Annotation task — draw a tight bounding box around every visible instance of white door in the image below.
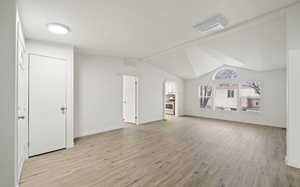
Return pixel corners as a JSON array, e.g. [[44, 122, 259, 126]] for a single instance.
[[123, 76, 137, 124], [17, 38, 28, 177], [29, 55, 67, 156]]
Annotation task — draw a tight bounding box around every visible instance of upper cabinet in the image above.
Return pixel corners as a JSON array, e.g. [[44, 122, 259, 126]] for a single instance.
[[165, 82, 176, 94]]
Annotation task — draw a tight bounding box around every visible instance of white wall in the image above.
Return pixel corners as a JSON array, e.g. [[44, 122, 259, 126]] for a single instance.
[[0, 0, 17, 186], [135, 62, 184, 124], [184, 67, 286, 128], [286, 3, 300, 169], [74, 54, 124, 137], [74, 54, 184, 137], [26, 40, 75, 148]]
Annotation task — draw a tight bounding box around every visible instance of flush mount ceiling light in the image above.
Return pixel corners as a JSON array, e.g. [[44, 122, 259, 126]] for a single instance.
[[47, 23, 70, 35]]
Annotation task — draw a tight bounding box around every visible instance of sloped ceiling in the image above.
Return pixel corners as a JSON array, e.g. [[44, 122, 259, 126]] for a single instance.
[[145, 10, 287, 79], [20, 0, 296, 58], [19, 0, 295, 79], [146, 50, 197, 79]]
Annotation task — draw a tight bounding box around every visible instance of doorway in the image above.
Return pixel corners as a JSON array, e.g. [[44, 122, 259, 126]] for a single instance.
[[164, 81, 177, 120], [122, 75, 138, 126], [28, 54, 67, 156]]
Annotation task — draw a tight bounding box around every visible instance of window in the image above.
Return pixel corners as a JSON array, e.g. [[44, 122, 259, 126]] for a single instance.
[[227, 90, 234, 98], [240, 81, 261, 112], [198, 68, 262, 113], [213, 68, 239, 80], [199, 85, 213, 109], [215, 83, 238, 111]]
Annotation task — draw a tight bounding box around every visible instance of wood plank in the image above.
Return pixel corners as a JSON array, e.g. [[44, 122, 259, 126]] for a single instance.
[[20, 117, 300, 187]]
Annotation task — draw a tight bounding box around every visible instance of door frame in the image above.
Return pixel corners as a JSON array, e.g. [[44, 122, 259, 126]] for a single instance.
[[122, 74, 139, 125], [163, 80, 178, 119], [26, 40, 74, 149]]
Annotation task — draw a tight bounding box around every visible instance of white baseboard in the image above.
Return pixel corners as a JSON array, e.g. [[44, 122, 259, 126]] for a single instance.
[[286, 156, 300, 169], [183, 115, 286, 129], [138, 119, 164, 125], [75, 126, 123, 139]]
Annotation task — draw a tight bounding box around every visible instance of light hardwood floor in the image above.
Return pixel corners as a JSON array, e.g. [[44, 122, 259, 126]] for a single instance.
[[20, 117, 300, 187]]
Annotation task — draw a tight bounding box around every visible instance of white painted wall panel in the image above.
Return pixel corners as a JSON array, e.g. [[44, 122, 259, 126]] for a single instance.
[[74, 54, 184, 137], [75, 55, 124, 137]]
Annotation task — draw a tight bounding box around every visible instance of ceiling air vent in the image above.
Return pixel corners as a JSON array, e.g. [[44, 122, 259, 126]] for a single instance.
[[193, 14, 228, 34]]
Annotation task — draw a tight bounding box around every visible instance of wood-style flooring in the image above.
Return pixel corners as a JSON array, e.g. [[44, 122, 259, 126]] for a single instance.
[[20, 117, 300, 187]]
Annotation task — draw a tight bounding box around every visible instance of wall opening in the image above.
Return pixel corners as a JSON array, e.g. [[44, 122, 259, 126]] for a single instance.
[[163, 81, 177, 120]]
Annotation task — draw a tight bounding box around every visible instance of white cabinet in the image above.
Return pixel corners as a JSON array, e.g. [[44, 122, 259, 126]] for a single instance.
[[165, 82, 176, 94]]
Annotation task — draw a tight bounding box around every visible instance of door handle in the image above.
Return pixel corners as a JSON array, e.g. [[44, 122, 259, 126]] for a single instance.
[[60, 107, 67, 114], [18, 116, 25, 120]]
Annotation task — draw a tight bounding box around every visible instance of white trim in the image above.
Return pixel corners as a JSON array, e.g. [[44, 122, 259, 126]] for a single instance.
[[26, 40, 74, 149], [135, 77, 139, 125], [139, 119, 164, 125], [74, 127, 123, 139], [286, 156, 300, 169]]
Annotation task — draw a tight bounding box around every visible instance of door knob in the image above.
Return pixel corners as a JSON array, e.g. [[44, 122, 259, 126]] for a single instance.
[[60, 107, 67, 114], [18, 116, 25, 120]]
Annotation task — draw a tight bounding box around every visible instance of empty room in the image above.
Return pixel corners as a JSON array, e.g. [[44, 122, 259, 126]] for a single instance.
[[1, 0, 300, 187]]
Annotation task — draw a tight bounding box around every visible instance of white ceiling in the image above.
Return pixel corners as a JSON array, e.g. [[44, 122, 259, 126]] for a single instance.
[[148, 10, 287, 78], [19, 0, 298, 78]]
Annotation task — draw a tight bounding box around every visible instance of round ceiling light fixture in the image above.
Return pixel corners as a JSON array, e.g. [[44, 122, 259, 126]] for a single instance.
[[47, 23, 70, 35]]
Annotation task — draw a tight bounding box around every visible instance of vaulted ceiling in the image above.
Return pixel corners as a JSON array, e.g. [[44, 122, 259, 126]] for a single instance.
[[19, 0, 298, 79], [146, 10, 287, 79]]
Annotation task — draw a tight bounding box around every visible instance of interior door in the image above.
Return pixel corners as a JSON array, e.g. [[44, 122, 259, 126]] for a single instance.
[[29, 55, 67, 156], [17, 37, 28, 177], [123, 75, 137, 124]]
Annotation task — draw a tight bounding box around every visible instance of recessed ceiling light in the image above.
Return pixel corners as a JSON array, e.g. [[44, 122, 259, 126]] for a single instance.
[[47, 23, 70, 35]]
